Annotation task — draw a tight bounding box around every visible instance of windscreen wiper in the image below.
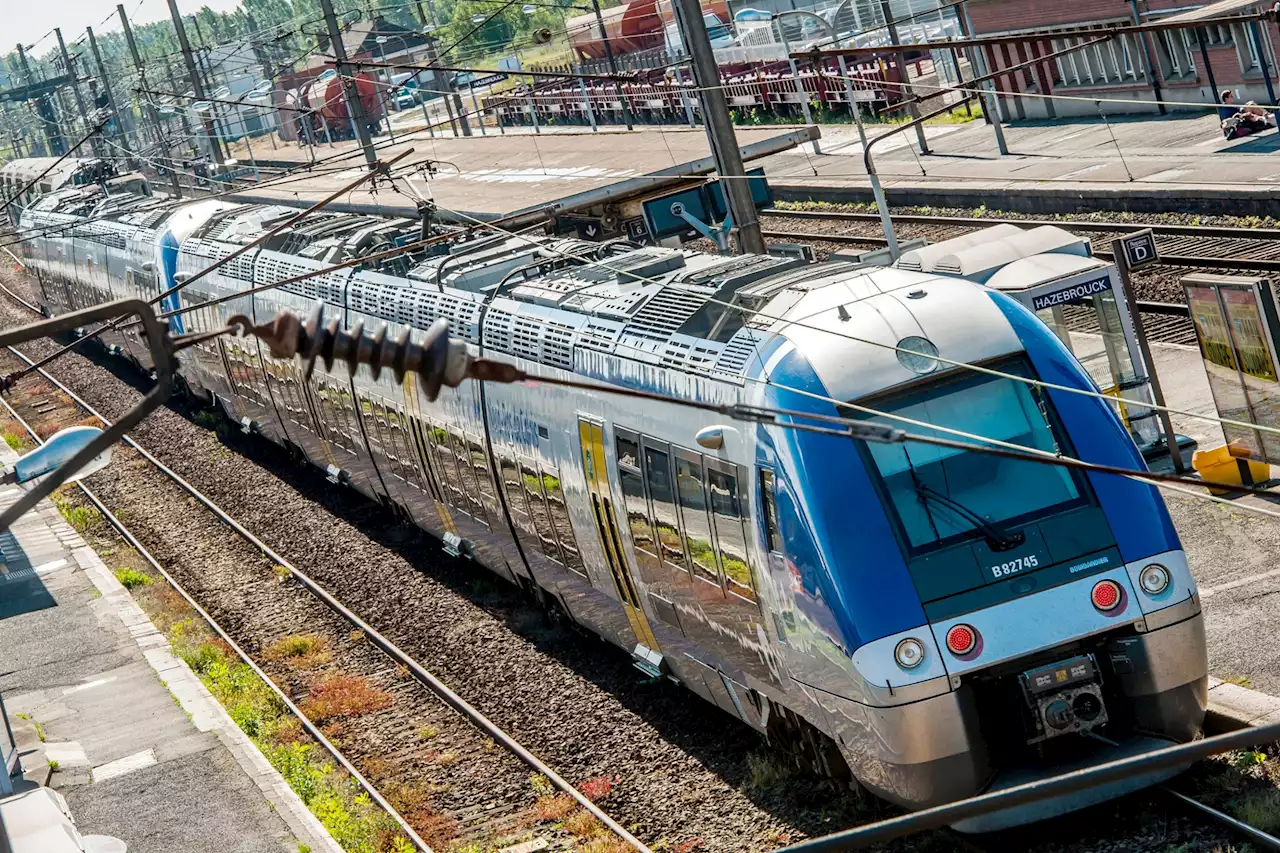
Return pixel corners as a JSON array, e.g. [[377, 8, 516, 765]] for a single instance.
[[914, 483, 1026, 552]]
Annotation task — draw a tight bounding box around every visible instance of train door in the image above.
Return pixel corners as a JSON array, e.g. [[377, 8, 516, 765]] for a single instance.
[[577, 417, 662, 670]]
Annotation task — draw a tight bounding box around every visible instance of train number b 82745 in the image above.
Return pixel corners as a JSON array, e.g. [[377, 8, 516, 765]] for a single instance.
[[989, 554, 1040, 579]]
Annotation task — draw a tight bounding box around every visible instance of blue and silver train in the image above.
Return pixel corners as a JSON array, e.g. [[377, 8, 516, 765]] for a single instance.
[[11, 175, 1206, 829]]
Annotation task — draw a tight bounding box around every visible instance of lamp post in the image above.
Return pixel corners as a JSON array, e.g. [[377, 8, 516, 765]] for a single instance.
[[375, 35, 396, 140]]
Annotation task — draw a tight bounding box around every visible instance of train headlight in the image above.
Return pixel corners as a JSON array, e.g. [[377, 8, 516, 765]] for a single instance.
[[1139, 563, 1171, 595], [894, 637, 925, 669], [895, 336, 939, 375]]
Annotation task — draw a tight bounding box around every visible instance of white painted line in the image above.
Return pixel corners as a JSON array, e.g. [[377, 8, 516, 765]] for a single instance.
[[62, 677, 117, 696], [33, 558, 67, 575], [1055, 163, 1108, 180], [91, 748, 157, 783], [1199, 565, 1280, 598], [44, 742, 88, 766], [1143, 168, 1194, 183]]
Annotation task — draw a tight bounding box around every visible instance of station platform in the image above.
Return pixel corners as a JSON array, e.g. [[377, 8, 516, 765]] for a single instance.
[[759, 110, 1280, 215], [222, 125, 818, 223], [1140, 338, 1280, 702], [0, 442, 339, 852]]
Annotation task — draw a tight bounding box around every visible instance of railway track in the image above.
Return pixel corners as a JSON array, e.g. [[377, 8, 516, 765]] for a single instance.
[[0, 335, 648, 853], [761, 209, 1280, 273], [0, 272, 1274, 850]]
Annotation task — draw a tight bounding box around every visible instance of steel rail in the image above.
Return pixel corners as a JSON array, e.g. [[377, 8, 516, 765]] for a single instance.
[[761, 208, 1280, 241], [0, 385, 433, 853], [1165, 788, 1280, 852], [760, 227, 1280, 275], [0, 333, 655, 853]]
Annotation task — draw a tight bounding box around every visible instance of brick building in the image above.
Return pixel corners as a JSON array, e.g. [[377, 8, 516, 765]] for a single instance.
[[965, 0, 1280, 117]]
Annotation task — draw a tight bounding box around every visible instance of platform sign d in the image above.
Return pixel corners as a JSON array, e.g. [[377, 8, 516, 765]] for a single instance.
[[1119, 229, 1158, 270]]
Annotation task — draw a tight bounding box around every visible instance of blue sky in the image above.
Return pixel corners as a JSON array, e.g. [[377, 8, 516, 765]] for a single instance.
[[13, 0, 247, 55]]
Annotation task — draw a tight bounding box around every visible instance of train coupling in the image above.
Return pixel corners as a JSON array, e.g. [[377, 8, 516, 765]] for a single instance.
[[1021, 654, 1109, 744]]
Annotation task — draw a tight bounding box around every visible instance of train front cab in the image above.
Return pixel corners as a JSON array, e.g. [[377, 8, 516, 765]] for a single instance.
[[751, 276, 1207, 827]]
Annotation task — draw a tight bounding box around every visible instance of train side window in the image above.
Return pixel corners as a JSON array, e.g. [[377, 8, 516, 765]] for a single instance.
[[499, 455, 536, 540], [675, 451, 721, 587], [643, 444, 688, 573], [541, 468, 585, 575], [760, 469, 782, 555], [709, 463, 757, 602], [429, 424, 466, 507], [522, 462, 562, 563], [451, 433, 488, 525], [616, 430, 658, 569]]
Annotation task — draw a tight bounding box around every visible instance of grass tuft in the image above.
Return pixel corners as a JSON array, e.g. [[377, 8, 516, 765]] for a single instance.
[[300, 673, 393, 723], [534, 793, 576, 823], [1232, 787, 1280, 833], [113, 567, 152, 589], [745, 750, 795, 794], [265, 634, 331, 669], [48, 759, 59, 772]]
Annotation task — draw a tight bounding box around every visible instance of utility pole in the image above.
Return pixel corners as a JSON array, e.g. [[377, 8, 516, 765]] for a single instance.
[[120, 3, 182, 196], [318, 0, 379, 167], [672, 0, 765, 255], [55, 28, 102, 157], [591, 0, 632, 130], [194, 40, 232, 162], [166, 0, 225, 164], [16, 44, 59, 155], [86, 26, 133, 157], [164, 56, 199, 164], [879, 1, 929, 155]]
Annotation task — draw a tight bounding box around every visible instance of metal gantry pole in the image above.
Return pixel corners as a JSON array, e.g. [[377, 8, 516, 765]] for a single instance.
[[317, 0, 378, 166], [166, 0, 225, 165], [879, 1, 930, 155], [16, 44, 60, 155], [672, 0, 766, 254], [55, 29, 100, 157], [86, 26, 133, 157], [959, 0, 1007, 154], [593, 0, 633, 130]]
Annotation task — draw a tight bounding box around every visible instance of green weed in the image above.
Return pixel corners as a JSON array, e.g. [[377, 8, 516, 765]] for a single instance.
[[113, 568, 152, 590], [2, 432, 30, 451], [48, 760, 59, 772]]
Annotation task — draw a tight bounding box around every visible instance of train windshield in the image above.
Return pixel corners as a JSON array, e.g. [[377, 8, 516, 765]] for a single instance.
[[855, 358, 1088, 555]]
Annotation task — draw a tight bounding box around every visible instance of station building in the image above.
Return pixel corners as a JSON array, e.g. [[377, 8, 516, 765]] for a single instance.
[[965, 0, 1280, 117]]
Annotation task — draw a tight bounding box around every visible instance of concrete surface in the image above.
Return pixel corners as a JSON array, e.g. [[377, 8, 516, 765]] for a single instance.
[[0, 450, 341, 853], [760, 111, 1280, 214], [222, 125, 816, 222], [225, 110, 1280, 220]]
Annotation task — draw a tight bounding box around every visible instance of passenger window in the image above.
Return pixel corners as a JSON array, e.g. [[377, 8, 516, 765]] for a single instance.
[[522, 462, 562, 563], [468, 435, 498, 507], [709, 465, 756, 602], [616, 432, 657, 566], [500, 456, 535, 539], [430, 425, 466, 507], [760, 469, 782, 555], [643, 445, 687, 573], [541, 469, 585, 575], [451, 433, 487, 524], [675, 453, 720, 587]]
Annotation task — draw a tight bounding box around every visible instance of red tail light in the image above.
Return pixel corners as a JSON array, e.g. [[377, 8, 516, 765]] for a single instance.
[[946, 623, 978, 656], [1091, 580, 1122, 612]]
